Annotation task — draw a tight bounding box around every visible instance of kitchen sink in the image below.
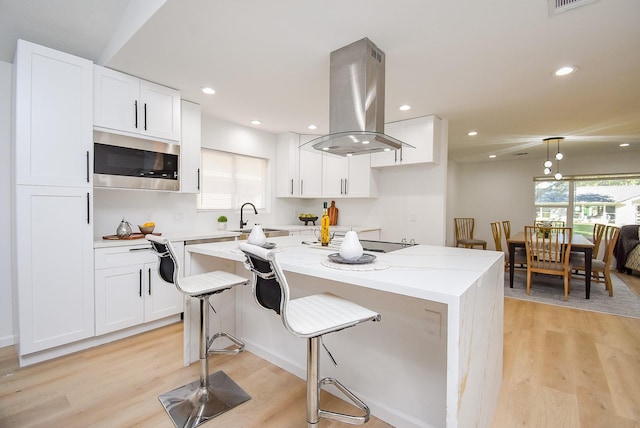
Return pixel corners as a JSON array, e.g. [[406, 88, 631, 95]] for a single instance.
[[230, 227, 289, 240]]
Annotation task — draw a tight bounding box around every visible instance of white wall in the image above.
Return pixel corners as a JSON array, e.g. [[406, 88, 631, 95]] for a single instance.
[[0, 60, 14, 347], [450, 150, 640, 249]]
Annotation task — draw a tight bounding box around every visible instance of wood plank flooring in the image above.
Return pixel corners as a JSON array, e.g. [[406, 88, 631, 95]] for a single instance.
[[1, 271, 639, 427]]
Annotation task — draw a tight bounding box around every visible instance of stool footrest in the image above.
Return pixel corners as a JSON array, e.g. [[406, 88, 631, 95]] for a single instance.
[[318, 377, 370, 425], [208, 331, 245, 355]]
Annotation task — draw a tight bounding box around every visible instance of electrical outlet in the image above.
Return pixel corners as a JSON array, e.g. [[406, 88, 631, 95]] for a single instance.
[[410, 213, 417, 222], [174, 212, 184, 222]]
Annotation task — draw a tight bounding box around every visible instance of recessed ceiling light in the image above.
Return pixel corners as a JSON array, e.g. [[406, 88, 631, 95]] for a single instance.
[[554, 66, 576, 76], [468, 131, 478, 136], [489, 154, 496, 158], [201, 87, 215, 95], [361, 140, 370, 145], [308, 124, 317, 130], [399, 104, 411, 111], [619, 143, 630, 147], [251, 120, 262, 125]]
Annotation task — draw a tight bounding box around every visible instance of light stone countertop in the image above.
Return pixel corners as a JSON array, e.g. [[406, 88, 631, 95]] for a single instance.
[[93, 224, 380, 249], [185, 235, 502, 303]]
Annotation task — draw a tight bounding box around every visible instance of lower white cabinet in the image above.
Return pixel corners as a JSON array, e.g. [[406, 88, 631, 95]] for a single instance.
[[94, 243, 184, 335], [15, 186, 95, 355]]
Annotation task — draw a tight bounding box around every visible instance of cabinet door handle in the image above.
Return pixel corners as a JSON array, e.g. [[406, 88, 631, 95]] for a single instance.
[[290, 179, 293, 195], [197, 168, 201, 190], [86, 193, 90, 224], [340, 178, 344, 195], [344, 178, 348, 195], [139, 269, 142, 297], [300, 179, 304, 195], [86, 151, 90, 183], [148, 268, 152, 295], [143, 103, 147, 130], [399, 147, 403, 162], [134, 100, 138, 128]]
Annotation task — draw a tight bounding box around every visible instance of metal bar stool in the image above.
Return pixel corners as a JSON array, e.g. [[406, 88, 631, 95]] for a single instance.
[[239, 242, 380, 427], [147, 235, 250, 428]]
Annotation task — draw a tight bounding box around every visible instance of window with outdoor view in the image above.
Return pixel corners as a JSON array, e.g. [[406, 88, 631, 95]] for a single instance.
[[197, 149, 267, 211], [534, 174, 640, 237]]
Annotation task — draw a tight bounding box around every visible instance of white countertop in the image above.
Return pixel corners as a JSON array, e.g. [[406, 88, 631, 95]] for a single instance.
[[93, 224, 380, 248], [185, 235, 502, 304]]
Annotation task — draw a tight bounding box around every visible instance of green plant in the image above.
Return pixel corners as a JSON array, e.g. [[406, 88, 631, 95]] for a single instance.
[[217, 215, 228, 223]]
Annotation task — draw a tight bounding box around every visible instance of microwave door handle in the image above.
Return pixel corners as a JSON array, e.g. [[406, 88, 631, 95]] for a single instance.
[[134, 100, 138, 129]]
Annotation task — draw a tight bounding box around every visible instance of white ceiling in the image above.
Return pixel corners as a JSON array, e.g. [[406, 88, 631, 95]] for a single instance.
[[2, 0, 639, 163]]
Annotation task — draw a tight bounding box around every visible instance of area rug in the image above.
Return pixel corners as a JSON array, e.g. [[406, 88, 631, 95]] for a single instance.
[[505, 271, 640, 319]]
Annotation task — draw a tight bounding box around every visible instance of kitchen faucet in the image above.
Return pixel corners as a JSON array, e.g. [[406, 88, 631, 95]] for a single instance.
[[240, 202, 258, 229]]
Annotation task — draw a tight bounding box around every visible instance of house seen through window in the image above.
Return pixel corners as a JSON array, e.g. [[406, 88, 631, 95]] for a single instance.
[[534, 174, 640, 237]]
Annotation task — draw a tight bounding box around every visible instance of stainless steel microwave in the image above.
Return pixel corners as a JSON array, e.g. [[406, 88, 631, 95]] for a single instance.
[[93, 131, 180, 191]]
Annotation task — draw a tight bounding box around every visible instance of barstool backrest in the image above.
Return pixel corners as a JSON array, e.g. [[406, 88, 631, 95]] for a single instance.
[[147, 235, 181, 289], [238, 243, 293, 331]]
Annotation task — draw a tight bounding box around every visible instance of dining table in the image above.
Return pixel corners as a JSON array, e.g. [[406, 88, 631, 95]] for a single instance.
[[508, 231, 595, 298]]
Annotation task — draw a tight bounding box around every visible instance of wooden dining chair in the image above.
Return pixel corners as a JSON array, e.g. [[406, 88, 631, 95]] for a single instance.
[[572, 225, 620, 296], [502, 220, 526, 268], [524, 225, 573, 301], [454, 218, 486, 249], [491, 222, 525, 270], [591, 223, 606, 260]]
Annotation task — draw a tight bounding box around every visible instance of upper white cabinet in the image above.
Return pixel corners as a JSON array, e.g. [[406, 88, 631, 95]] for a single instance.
[[275, 132, 300, 197], [276, 133, 322, 198], [299, 135, 323, 198], [371, 115, 441, 168], [322, 154, 378, 198], [13, 40, 93, 187], [93, 65, 181, 142], [180, 100, 201, 193]]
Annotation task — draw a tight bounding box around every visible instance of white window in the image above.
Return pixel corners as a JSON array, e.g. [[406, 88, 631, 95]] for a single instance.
[[197, 149, 267, 210], [534, 174, 640, 237]]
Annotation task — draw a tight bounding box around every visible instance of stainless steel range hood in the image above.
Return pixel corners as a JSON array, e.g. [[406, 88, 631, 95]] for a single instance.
[[301, 38, 413, 156]]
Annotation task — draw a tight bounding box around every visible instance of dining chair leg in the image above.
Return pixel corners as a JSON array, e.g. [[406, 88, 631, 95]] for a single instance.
[[526, 270, 532, 295]]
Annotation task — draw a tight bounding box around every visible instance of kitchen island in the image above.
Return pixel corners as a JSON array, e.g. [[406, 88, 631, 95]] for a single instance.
[[184, 236, 503, 428]]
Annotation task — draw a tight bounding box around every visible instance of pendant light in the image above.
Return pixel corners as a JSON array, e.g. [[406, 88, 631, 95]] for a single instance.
[[543, 140, 552, 175], [543, 137, 565, 179]]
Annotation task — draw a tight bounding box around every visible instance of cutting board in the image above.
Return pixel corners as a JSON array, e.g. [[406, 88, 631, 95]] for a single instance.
[[328, 200, 338, 225]]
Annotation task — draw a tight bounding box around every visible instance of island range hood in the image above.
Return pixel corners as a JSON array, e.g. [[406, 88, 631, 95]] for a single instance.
[[302, 38, 413, 156]]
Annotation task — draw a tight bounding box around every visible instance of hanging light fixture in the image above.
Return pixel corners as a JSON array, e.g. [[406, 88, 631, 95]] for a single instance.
[[543, 137, 565, 180], [543, 139, 552, 175]]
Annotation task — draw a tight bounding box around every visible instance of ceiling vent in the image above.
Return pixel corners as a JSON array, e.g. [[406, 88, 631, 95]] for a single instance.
[[548, 0, 598, 15]]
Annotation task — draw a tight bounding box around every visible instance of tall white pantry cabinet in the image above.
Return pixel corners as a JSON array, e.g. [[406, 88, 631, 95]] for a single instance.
[[12, 40, 95, 363]]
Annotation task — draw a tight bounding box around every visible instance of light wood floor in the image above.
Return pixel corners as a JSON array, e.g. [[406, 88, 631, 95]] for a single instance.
[[1, 272, 639, 428]]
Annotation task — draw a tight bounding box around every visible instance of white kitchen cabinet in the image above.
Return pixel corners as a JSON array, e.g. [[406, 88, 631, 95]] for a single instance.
[[15, 186, 95, 355], [275, 132, 300, 197], [94, 243, 184, 336], [322, 153, 378, 198], [180, 100, 201, 193], [12, 40, 95, 363], [13, 40, 93, 188], [298, 135, 323, 198], [371, 115, 441, 167], [93, 65, 181, 142]]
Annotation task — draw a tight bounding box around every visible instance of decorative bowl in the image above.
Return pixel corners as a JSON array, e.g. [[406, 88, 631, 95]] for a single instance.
[[138, 225, 155, 234], [299, 216, 318, 226]]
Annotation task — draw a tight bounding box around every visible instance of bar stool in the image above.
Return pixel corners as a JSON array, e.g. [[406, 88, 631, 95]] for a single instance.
[[239, 242, 380, 427], [147, 235, 250, 428]]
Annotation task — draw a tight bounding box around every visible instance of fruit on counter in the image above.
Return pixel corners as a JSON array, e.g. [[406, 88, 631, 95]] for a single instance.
[[299, 213, 318, 218], [143, 221, 155, 227]]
